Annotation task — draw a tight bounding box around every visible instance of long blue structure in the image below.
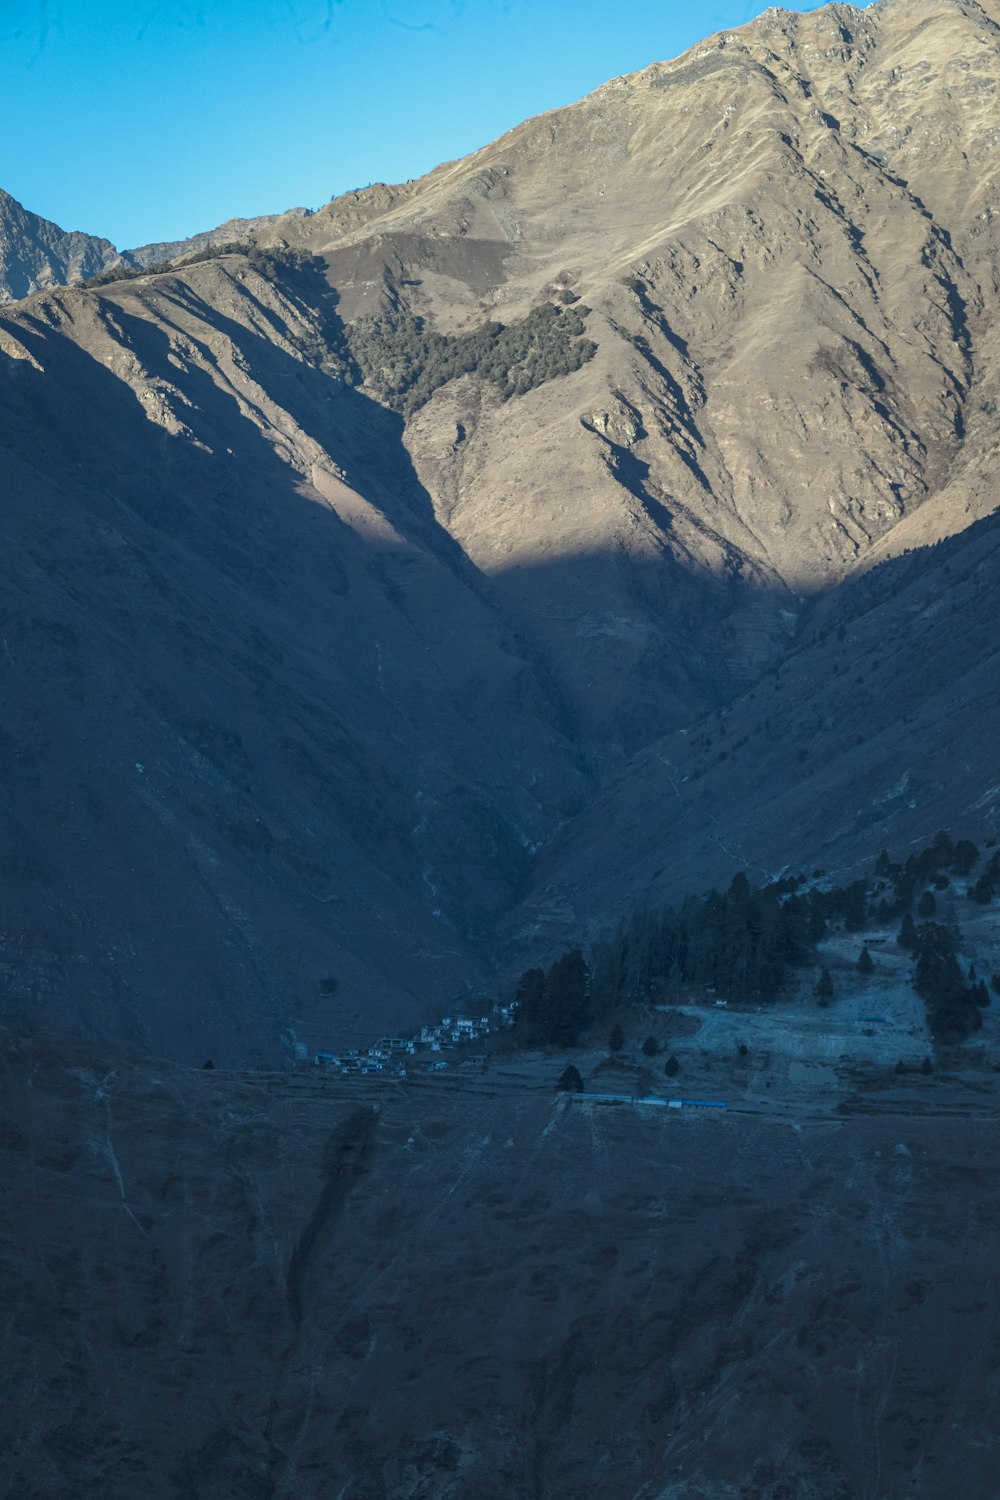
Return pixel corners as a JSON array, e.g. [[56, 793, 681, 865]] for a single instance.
[[581, 1092, 727, 1110]]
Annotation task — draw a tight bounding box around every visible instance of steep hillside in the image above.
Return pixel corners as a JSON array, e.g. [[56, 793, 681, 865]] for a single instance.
[[3, 0, 1000, 1060], [520, 507, 1000, 949], [0, 260, 587, 1061]]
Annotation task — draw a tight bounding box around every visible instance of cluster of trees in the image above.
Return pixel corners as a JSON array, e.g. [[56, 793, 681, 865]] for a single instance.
[[514, 949, 590, 1048], [512, 829, 998, 1052], [870, 832, 980, 920], [343, 301, 596, 414], [588, 871, 826, 1013], [877, 832, 1000, 1038], [83, 249, 598, 418], [909, 920, 990, 1042], [516, 873, 829, 1047]]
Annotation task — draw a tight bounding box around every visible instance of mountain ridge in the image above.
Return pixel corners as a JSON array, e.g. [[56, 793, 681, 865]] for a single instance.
[[2, 0, 1000, 1061], [0, 188, 308, 302]]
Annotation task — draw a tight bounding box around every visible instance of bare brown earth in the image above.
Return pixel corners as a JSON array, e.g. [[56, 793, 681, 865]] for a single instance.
[[5, 1020, 1000, 1500], [3, 0, 1000, 1062]]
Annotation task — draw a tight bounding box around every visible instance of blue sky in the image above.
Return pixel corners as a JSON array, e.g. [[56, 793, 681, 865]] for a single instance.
[[1, 0, 847, 249]]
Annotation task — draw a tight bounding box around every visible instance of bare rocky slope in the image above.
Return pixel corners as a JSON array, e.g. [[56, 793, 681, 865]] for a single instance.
[[3, 0, 1000, 1061]]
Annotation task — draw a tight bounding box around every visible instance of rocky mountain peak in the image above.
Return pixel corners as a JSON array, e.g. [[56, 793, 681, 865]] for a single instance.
[[0, 187, 124, 300]]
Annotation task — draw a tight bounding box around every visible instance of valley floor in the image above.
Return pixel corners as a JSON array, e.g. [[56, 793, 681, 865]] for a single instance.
[[6, 923, 1000, 1499]]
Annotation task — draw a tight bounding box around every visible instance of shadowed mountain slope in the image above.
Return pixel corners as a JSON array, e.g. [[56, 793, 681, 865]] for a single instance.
[[0, 262, 587, 1061], [3, 0, 1000, 1059], [521, 508, 1000, 953]]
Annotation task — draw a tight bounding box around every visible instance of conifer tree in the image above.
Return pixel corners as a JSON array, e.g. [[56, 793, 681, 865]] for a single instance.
[[557, 1064, 583, 1092]]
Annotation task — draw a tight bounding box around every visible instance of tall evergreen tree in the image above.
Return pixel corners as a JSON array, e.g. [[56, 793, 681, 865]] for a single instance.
[[514, 967, 548, 1044], [814, 967, 834, 1004], [842, 880, 868, 932], [546, 948, 590, 1046], [557, 1064, 584, 1092]]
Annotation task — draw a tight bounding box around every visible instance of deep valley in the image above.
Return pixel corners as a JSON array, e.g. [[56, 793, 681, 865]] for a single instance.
[[5, 0, 1000, 1492]]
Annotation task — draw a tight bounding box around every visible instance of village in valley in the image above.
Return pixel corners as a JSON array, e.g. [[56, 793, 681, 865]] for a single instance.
[[311, 1003, 519, 1078], [303, 887, 1000, 1126]]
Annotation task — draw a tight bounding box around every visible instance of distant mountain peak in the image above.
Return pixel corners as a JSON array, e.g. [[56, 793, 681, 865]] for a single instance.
[[0, 188, 123, 301]]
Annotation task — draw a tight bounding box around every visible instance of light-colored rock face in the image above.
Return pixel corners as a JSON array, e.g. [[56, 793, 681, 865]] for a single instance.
[[275, 0, 998, 591], [2, 0, 1000, 1059]]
